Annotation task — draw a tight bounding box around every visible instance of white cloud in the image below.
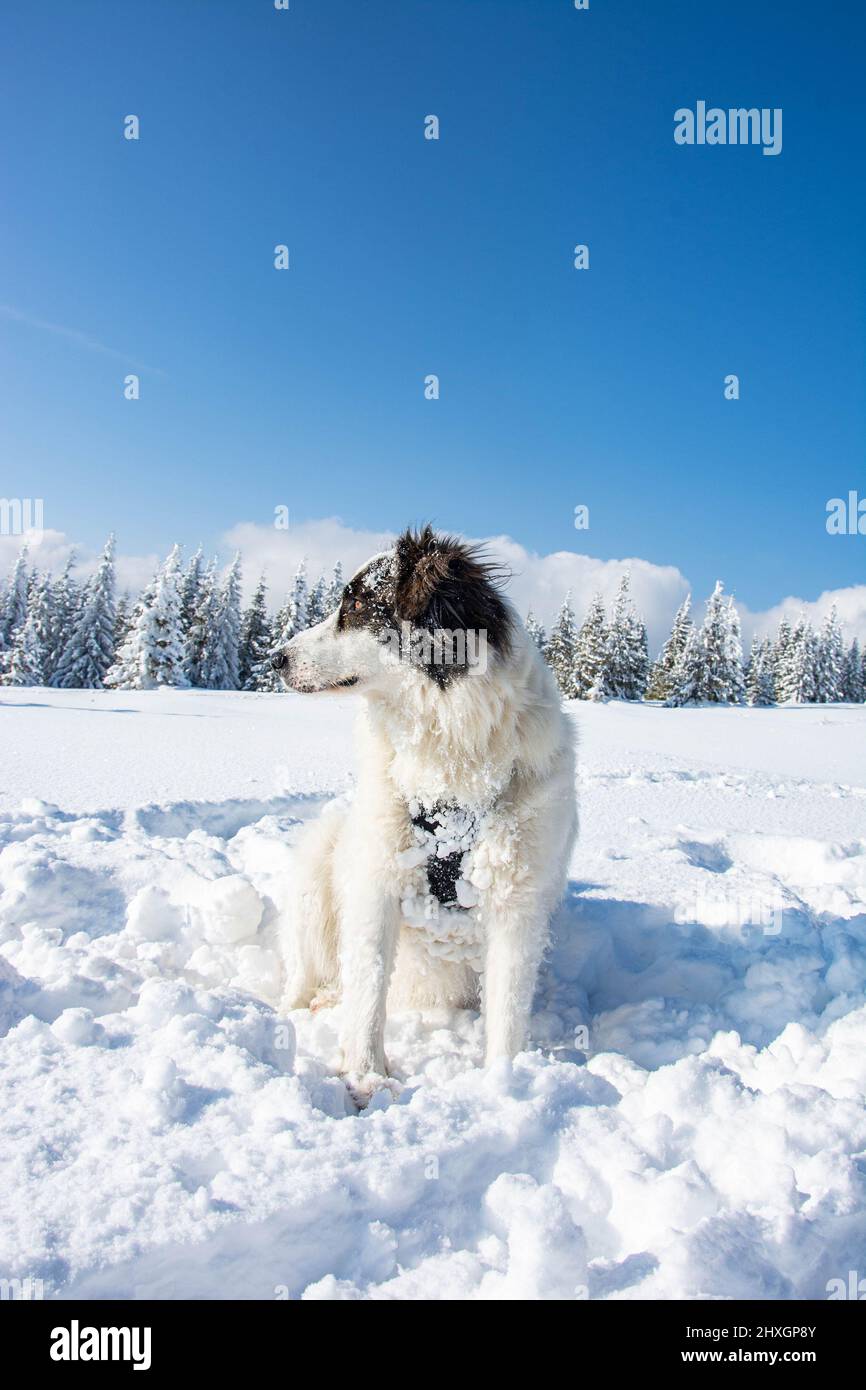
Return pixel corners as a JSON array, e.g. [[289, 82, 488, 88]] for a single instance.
[[479, 535, 689, 656], [737, 586, 866, 650], [0, 528, 158, 599], [223, 517, 394, 597]]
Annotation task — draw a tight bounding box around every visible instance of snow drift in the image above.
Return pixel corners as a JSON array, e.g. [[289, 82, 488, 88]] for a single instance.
[[0, 690, 865, 1300]]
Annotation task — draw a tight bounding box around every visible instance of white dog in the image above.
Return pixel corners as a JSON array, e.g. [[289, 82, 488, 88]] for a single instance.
[[274, 526, 577, 1104]]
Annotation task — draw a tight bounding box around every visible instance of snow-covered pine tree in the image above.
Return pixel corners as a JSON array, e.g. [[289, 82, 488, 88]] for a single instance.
[[239, 574, 272, 691], [595, 574, 648, 701], [666, 626, 705, 706], [524, 610, 547, 653], [721, 595, 746, 704], [258, 562, 313, 692], [288, 560, 308, 634], [0, 546, 29, 650], [745, 636, 775, 706], [572, 594, 607, 699], [699, 582, 743, 703], [3, 572, 52, 686], [645, 595, 692, 702], [545, 594, 578, 697], [325, 562, 344, 615], [180, 546, 205, 641], [184, 557, 218, 686], [198, 553, 242, 690], [842, 638, 864, 703], [105, 545, 188, 690], [813, 605, 845, 703], [779, 615, 818, 704], [667, 582, 744, 705], [44, 554, 81, 683], [51, 535, 117, 689], [5, 606, 45, 685], [770, 618, 794, 703], [257, 597, 294, 692], [305, 575, 327, 629], [114, 593, 133, 651]]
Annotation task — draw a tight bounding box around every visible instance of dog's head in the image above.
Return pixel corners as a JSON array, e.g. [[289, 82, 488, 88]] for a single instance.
[[273, 525, 513, 693]]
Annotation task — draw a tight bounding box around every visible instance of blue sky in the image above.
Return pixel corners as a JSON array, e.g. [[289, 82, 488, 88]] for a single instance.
[[1, 0, 864, 614]]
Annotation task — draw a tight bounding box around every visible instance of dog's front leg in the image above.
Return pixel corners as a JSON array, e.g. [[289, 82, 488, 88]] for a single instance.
[[482, 903, 549, 1065], [338, 878, 400, 1105]]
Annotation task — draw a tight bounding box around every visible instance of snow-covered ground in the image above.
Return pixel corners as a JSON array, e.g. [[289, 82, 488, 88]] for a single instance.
[[1, 688, 865, 1301]]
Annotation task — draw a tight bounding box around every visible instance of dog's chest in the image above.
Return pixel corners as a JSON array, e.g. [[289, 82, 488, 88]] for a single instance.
[[396, 799, 485, 967]]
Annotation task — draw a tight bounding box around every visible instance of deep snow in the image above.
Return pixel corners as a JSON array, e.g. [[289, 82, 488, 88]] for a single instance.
[[1, 688, 865, 1300]]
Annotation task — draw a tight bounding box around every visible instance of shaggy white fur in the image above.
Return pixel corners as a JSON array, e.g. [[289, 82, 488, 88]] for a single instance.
[[278, 557, 577, 1105]]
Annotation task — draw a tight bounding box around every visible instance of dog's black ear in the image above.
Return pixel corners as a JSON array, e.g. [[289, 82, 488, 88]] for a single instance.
[[394, 525, 513, 661], [395, 525, 451, 621]]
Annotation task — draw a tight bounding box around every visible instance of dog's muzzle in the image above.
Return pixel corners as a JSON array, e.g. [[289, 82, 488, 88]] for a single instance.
[[271, 652, 288, 672]]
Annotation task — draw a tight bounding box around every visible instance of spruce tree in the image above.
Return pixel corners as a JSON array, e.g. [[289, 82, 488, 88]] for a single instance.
[[106, 545, 188, 689], [45, 554, 81, 682], [814, 605, 845, 703], [52, 535, 117, 689], [5, 606, 46, 685], [180, 547, 205, 643], [572, 594, 607, 699], [114, 593, 133, 651], [667, 627, 705, 706], [239, 574, 272, 690], [198, 553, 242, 690], [4, 573, 52, 686], [325, 562, 344, 615], [288, 560, 308, 634], [545, 594, 578, 698], [305, 575, 327, 629], [596, 574, 648, 701], [646, 595, 692, 702], [842, 639, 864, 703], [668, 582, 743, 705], [700, 582, 743, 703], [745, 636, 775, 706], [722, 596, 746, 704], [0, 546, 29, 650], [524, 610, 547, 653], [770, 619, 793, 703], [184, 557, 218, 686], [779, 615, 818, 703]]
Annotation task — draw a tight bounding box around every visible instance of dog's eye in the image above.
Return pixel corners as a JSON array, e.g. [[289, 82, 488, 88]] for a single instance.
[[353, 598, 364, 612]]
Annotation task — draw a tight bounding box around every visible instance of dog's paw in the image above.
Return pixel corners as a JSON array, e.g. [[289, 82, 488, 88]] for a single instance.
[[343, 1070, 401, 1109]]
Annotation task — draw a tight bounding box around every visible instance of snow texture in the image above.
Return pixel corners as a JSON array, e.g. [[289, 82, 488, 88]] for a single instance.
[[0, 688, 865, 1301]]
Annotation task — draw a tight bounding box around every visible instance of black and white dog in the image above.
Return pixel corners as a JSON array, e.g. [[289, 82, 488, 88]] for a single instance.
[[274, 526, 577, 1104]]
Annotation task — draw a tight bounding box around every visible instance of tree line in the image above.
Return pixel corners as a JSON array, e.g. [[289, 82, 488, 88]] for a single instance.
[[0, 539, 341, 692], [0, 541, 863, 704], [530, 575, 865, 705]]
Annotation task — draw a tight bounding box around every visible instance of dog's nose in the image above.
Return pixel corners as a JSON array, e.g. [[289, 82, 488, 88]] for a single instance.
[[271, 651, 288, 672]]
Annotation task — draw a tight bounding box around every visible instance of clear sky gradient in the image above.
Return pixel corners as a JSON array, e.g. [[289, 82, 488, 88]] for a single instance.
[[1, 0, 864, 611]]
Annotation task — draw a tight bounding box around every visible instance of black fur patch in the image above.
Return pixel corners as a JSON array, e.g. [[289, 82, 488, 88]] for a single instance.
[[411, 802, 465, 905]]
